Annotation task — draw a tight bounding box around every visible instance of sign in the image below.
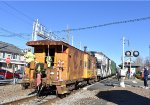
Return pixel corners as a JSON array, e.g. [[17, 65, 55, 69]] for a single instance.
[[120, 69, 127, 77], [6, 56, 11, 64]]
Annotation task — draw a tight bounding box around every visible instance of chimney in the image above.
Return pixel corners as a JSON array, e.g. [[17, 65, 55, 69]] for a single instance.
[[84, 46, 87, 52]]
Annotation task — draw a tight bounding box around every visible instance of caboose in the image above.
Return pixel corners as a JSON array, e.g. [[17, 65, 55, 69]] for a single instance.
[[22, 40, 97, 96]]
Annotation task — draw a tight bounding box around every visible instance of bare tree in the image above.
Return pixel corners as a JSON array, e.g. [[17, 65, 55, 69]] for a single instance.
[[144, 57, 150, 69], [135, 56, 144, 73]]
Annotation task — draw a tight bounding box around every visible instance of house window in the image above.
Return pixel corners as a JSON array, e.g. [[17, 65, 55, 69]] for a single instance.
[[3, 52, 5, 58], [18, 55, 20, 60], [11, 54, 17, 59]]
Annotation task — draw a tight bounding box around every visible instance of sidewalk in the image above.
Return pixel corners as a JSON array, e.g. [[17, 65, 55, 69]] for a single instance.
[[96, 86, 150, 105], [124, 78, 150, 89], [52, 78, 150, 105], [88, 78, 150, 105]]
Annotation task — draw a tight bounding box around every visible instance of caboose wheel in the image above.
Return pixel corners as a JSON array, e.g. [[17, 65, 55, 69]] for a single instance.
[[58, 94, 66, 99], [21, 83, 29, 90]]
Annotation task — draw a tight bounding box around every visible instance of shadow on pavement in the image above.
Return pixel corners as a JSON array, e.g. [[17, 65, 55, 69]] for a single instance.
[[96, 90, 150, 105]]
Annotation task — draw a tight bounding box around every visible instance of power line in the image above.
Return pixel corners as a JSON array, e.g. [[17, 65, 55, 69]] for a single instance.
[[0, 33, 30, 37], [0, 6, 32, 26], [0, 34, 15, 37], [52, 16, 150, 33], [0, 26, 29, 40], [2, 1, 34, 22]]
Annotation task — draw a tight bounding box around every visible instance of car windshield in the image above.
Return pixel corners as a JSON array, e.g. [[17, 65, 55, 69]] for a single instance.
[[0, 69, 12, 73], [15, 70, 24, 74], [0, 69, 6, 72]]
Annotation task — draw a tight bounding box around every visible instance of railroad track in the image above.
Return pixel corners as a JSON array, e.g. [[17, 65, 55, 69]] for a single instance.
[[3, 95, 37, 105], [2, 76, 115, 105], [2, 94, 59, 105], [2, 85, 90, 105]]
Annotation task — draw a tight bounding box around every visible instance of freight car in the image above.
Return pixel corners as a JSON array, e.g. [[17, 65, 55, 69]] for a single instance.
[[88, 51, 117, 81], [21, 40, 97, 96]]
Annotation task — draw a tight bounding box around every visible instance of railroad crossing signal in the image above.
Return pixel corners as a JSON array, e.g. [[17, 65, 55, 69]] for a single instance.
[[125, 50, 139, 57]]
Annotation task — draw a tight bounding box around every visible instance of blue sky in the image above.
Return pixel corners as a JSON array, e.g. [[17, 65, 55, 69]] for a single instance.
[[0, 1, 150, 65]]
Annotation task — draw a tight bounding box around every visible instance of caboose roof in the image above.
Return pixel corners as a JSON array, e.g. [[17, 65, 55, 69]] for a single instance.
[[26, 40, 95, 57], [26, 40, 69, 47]]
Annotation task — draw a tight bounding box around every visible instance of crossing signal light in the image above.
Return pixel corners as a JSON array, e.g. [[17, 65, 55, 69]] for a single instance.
[[125, 50, 139, 57], [125, 51, 131, 57], [133, 51, 139, 57]]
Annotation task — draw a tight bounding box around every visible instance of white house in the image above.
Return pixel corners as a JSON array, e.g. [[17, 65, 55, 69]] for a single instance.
[[0, 41, 26, 72]]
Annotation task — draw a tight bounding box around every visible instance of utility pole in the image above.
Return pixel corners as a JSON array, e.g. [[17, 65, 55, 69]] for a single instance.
[[122, 37, 125, 70], [67, 25, 70, 44], [79, 42, 82, 50], [149, 44, 150, 61], [120, 36, 126, 87], [72, 35, 74, 46], [130, 57, 131, 78], [32, 19, 39, 41]]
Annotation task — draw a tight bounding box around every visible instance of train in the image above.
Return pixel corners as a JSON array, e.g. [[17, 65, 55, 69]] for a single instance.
[[21, 40, 116, 97], [88, 51, 117, 81]]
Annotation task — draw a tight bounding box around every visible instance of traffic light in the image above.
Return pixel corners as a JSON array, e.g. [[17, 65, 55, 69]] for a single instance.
[[125, 50, 139, 57]]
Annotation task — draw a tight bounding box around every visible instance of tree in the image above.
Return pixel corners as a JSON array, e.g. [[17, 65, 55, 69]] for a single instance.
[[135, 56, 144, 73], [144, 57, 150, 69]]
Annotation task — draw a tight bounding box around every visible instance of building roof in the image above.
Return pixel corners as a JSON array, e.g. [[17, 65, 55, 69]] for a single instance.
[[88, 51, 110, 59], [118, 58, 140, 68], [118, 62, 140, 68], [0, 41, 23, 54]]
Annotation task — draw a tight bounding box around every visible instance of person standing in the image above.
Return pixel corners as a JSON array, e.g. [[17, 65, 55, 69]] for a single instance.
[[143, 66, 149, 89]]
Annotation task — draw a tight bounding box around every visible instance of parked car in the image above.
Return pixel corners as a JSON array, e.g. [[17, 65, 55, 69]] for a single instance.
[[0, 75, 5, 80], [0, 69, 20, 79], [15, 69, 24, 79], [148, 70, 150, 80]]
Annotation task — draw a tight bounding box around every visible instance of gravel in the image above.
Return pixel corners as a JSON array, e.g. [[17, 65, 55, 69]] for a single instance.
[[0, 84, 33, 104], [1, 80, 150, 105]]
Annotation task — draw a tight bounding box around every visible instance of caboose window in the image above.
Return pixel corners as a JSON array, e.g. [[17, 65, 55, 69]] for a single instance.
[[80, 60, 82, 67], [84, 61, 86, 68], [88, 60, 91, 69]]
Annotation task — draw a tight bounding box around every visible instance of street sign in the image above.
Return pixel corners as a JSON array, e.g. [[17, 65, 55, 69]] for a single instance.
[[6, 56, 11, 64]]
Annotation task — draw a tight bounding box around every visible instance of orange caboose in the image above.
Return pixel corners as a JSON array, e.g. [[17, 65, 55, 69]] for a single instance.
[[22, 40, 96, 96]]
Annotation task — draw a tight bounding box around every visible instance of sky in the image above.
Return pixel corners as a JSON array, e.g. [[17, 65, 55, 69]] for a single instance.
[[0, 1, 150, 66]]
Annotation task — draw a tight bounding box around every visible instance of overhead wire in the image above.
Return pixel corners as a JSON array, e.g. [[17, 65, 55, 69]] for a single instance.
[[1, 1, 34, 22], [0, 2, 33, 40], [0, 6, 32, 26], [0, 1, 34, 27], [52, 16, 150, 33], [0, 26, 29, 40]]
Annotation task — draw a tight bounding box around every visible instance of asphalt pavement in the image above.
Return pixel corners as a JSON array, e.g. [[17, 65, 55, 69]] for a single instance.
[[86, 77, 150, 105]]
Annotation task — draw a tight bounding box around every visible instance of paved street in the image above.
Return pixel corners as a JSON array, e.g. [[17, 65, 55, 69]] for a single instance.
[[88, 77, 150, 91], [86, 77, 150, 105]]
